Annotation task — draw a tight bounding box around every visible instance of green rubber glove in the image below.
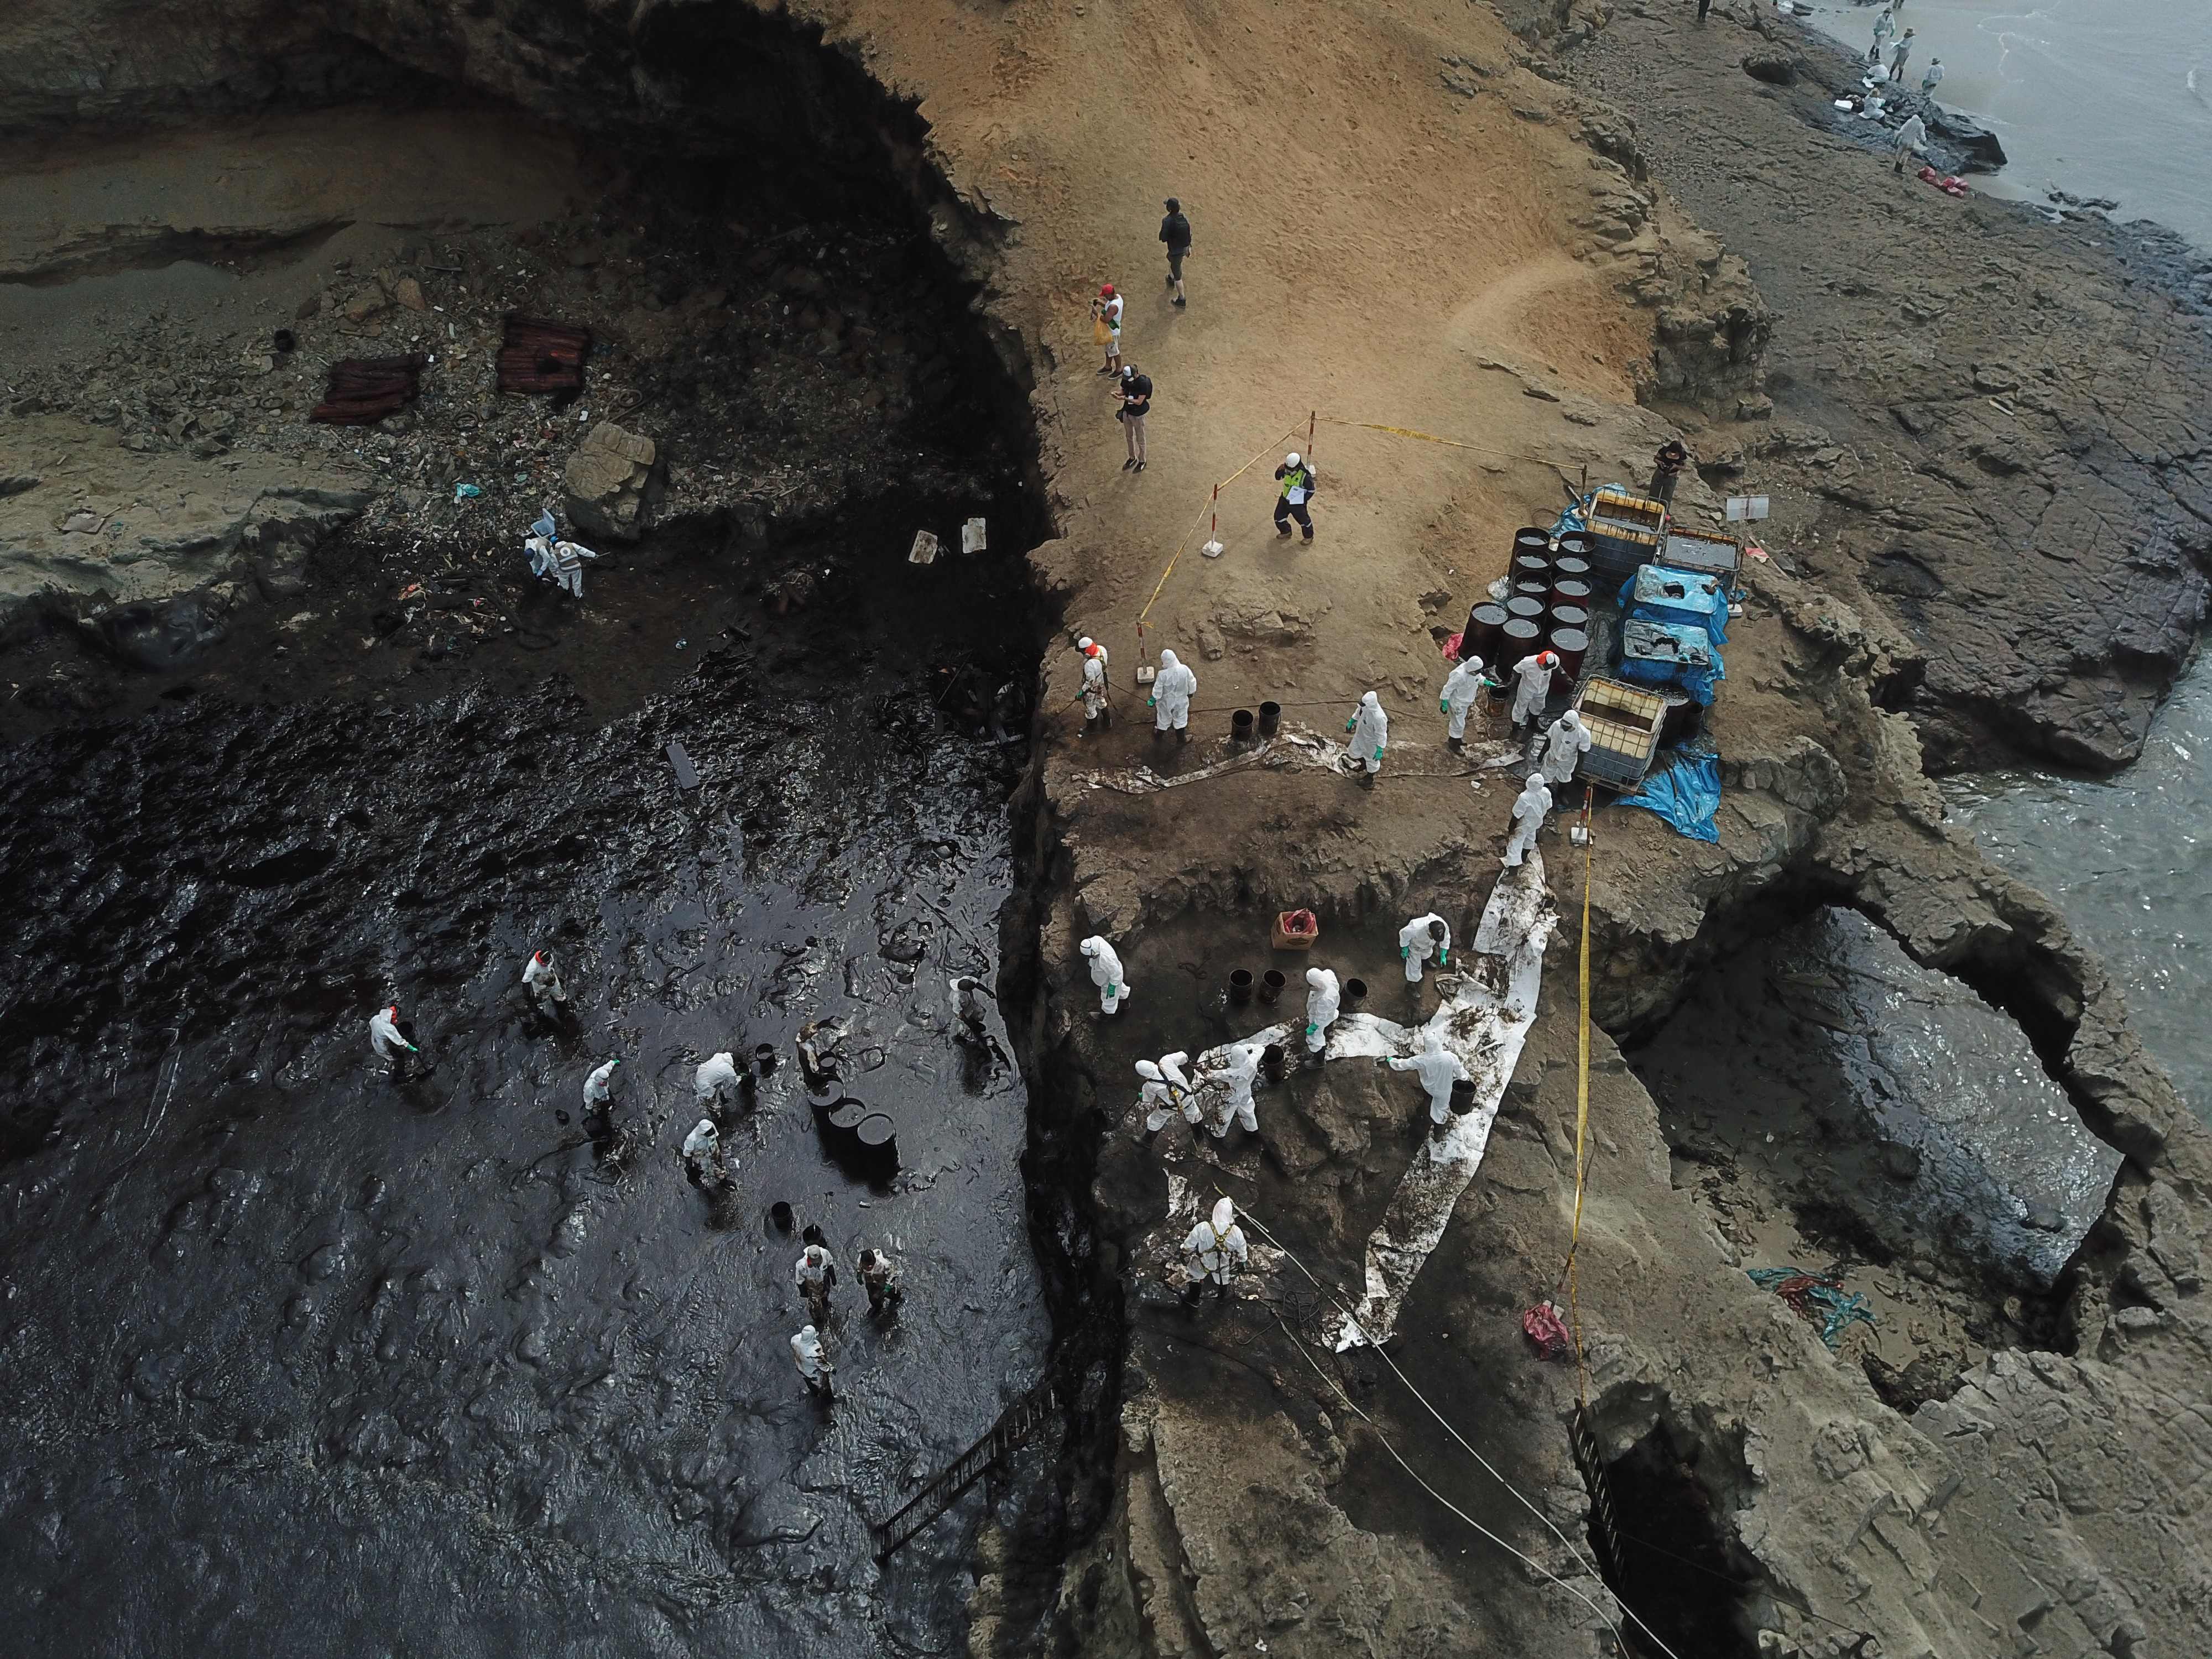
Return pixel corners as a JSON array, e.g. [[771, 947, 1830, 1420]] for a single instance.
[[1439, 700, 1450, 714], [1147, 696, 1156, 707], [1306, 1023, 1318, 1037], [1345, 719, 1357, 732], [1400, 946, 1410, 959], [1374, 746, 1385, 760], [1438, 948, 1449, 966]]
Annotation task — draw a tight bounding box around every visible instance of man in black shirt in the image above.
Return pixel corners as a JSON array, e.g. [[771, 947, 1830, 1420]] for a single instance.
[[1159, 198, 1191, 309], [1118, 364, 1152, 471], [1650, 437, 1689, 505]]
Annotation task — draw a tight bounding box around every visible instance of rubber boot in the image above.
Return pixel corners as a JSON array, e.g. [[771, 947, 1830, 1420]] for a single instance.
[[1177, 728, 1189, 745], [1359, 769, 1377, 789]]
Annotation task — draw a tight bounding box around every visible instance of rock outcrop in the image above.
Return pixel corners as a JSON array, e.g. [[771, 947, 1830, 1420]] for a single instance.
[[561, 420, 662, 543]]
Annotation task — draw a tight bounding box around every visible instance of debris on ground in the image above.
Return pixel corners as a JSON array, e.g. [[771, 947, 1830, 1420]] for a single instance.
[[498, 314, 592, 397], [309, 354, 427, 424], [1747, 1265, 1876, 1350]]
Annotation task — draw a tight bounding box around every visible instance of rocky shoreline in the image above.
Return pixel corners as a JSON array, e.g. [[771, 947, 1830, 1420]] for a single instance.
[[3, 2, 2210, 1657]]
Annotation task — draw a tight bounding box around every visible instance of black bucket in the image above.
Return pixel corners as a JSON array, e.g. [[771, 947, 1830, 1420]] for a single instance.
[[754, 1043, 778, 1074], [823, 1099, 867, 1151], [1261, 1043, 1288, 1083], [1260, 969, 1286, 1005], [769, 1200, 795, 1232], [1232, 708, 1255, 744], [1229, 969, 1254, 1006], [855, 1113, 899, 1178], [1343, 977, 1368, 1009], [1449, 1078, 1478, 1115], [1257, 700, 1282, 737]]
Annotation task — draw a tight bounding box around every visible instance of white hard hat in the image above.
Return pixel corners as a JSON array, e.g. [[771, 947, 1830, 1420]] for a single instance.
[[1077, 636, 1094, 651], [1285, 451, 1301, 468]]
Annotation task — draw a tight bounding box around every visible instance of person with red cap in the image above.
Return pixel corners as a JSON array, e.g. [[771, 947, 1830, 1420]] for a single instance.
[[1509, 649, 1559, 731], [368, 1004, 418, 1076], [521, 948, 566, 1007], [1092, 283, 1124, 376]]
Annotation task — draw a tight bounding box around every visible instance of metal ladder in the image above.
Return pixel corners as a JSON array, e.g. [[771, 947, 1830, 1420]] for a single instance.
[[1568, 1403, 1626, 1586], [870, 1375, 1060, 1561]]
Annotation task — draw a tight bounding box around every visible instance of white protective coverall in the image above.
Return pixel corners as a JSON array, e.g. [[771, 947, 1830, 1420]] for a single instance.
[[1440, 659, 1485, 741], [1390, 1031, 1472, 1125], [368, 1006, 416, 1062], [1345, 692, 1389, 775], [790, 1325, 832, 1391], [1182, 1197, 1250, 1288], [523, 950, 566, 1003], [1081, 649, 1109, 727], [583, 1059, 620, 1110], [682, 1118, 720, 1161], [1399, 912, 1452, 983], [1509, 652, 1557, 728], [1080, 935, 1129, 1014], [1504, 776, 1553, 868], [695, 1051, 740, 1105], [1539, 711, 1593, 786], [1208, 1042, 1266, 1137], [1150, 649, 1197, 732], [1303, 967, 1342, 1056]]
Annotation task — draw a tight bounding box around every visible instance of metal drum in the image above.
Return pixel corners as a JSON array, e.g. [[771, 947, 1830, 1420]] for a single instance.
[[1551, 571, 1592, 607], [1505, 596, 1546, 627], [1513, 579, 1550, 605], [854, 1113, 899, 1178], [1463, 604, 1507, 664], [1548, 627, 1590, 688], [1513, 527, 1551, 559], [1549, 604, 1589, 638], [1500, 617, 1543, 664], [1512, 553, 1552, 586], [1553, 555, 1591, 585], [1555, 530, 1593, 561]]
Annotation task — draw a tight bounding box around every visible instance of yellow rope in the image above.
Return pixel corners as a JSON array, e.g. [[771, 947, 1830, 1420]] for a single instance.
[[1314, 416, 1535, 462], [1135, 427, 1300, 629]]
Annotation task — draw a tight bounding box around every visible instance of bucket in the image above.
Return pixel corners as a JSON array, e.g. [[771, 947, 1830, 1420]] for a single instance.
[[824, 1100, 867, 1149], [1501, 618, 1543, 664], [1229, 968, 1254, 1006], [1513, 526, 1551, 557], [1231, 708, 1255, 744], [1549, 605, 1588, 638], [855, 1114, 899, 1177], [1261, 1042, 1288, 1083], [1549, 628, 1590, 687], [754, 1043, 778, 1074], [1343, 977, 1368, 1009], [1448, 1078, 1478, 1116], [1512, 553, 1552, 585], [1464, 604, 1507, 665], [1260, 969, 1286, 1005], [1550, 573, 1592, 607], [769, 1200, 795, 1232], [1257, 700, 1282, 737]]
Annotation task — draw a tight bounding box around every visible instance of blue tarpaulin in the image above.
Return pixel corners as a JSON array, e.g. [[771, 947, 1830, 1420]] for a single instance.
[[1619, 753, 1722, 842], [1617, 618, 1725, 706], [1621, 565, 1729, 645]]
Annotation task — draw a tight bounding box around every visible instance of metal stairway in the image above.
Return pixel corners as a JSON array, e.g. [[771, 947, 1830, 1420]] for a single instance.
[[870, 1374, 1060, 1561]]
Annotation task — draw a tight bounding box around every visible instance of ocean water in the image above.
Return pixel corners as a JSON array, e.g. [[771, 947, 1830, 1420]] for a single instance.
[[1804, 0, 2212, 249], [1943, 654, 2212, 1122]]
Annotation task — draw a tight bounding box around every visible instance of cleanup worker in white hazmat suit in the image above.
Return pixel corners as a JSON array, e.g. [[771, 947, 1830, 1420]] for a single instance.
[[791, 1324, 833, 1398], [1303, 967, 1342, 1063], [1207, 1041, 1266, 1138], [369, 1005, 418, 1073], [1078, 637, 1111, 733], [1509, 650, 1558, 731], [1079, 935, 1129, 1014], [583, 1058, 620, 1112], [1344, 692, 1388, 784], [682, 1117, 733, 1186], [522, 949, 566, 1005], [1504, 774, 1553, 868], [1388, 1029, 1472, 1131], [1538, 709, 1593, 786], [1136, 1059, 1190, 1135], [1149, 649, 1198, 742], [1399, 913, 1452, 983], [1182, 1196, 1250, 1298], [695, 1050, 740, 1108], [1440, 657, 1485, 750], [794, 1243, 838, 1327]]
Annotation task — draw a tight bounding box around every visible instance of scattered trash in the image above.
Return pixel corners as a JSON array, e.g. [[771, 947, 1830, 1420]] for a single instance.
[[1271, 909, 1320, 951], [396, 583, 424, 602], [675, 638, 688, 650], [497, 315, 592, 397], [1520, 1300, 1573, 1361], [1724, 494, 1771, 522], [666, 739, 700, 790], [962, 517, 988, 555], [453, 483, 484, 503], [908, 529, 941, 566], [310, 354, 427, 425], [1747, 1266, 1875, 1350], [272, 328, 296, 354]]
